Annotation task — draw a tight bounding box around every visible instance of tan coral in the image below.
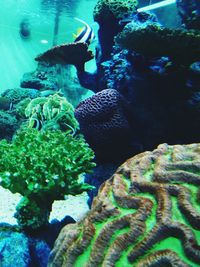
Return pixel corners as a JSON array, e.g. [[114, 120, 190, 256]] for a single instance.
[[35, 42, 94, 71], [48, 143, 200, 267]]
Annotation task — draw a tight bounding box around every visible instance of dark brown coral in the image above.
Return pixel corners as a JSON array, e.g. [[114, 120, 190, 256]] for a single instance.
[[48, 143, 200, 267], [35, 42, 94, 71]]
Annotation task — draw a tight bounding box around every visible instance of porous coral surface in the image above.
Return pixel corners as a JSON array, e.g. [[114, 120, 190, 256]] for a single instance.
[[116, 23, 200, 64], [35, 42, 94, 70], [48, 143, 200, 266], [75, 89, 132, 161], [93, 0, 138, 23]]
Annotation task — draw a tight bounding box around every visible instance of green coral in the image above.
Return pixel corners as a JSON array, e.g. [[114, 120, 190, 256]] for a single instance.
[[0, 128, 95, 230], [116, 23, 200, 64], [15, 98, 31, 119], [1, 88, 40, 104], [93, 0, 138, 23], [25, 93, 79, 133]]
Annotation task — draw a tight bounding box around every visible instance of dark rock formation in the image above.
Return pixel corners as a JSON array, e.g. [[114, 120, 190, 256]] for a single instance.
[[177, 0, 200, 29], [0, 216, 75, 267]]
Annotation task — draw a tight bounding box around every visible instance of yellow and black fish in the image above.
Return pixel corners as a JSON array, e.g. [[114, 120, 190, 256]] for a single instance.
[[73, 17, 95, 45]]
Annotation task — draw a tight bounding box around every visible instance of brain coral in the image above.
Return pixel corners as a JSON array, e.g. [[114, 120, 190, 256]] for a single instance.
[[75, 89, 132, 158], [48, 143, 200, 266], [93, 0, 138, 23]]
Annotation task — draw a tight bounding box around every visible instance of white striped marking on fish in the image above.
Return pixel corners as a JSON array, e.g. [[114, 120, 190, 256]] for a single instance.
[[73, 17, 95, 45]]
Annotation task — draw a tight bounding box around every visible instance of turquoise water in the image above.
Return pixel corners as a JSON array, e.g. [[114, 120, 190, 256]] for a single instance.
[[0, 0, 180, 93], [0, 0, 96, 92]]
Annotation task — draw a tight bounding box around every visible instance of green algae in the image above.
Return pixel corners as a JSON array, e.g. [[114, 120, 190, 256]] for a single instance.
[[143, 162, 155, 182]]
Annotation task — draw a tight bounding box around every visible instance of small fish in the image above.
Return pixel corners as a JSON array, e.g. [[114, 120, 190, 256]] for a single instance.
[[73, 17, 95, 45], [30, 118, 43, 130]]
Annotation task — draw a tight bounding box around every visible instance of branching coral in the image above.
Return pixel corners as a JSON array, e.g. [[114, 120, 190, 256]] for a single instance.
[[25, 94, 79, 133], [0, 128, 95, 230], [48, 143, 200, 266], [116, 22, 200, 64], [93, 0, 138, 23]]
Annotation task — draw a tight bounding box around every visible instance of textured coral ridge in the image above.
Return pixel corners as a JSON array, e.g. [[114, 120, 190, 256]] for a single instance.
[[116, 23, 200, 64], [75, 89, 131, 151], [48, 143, 200, 267], [93, 0, 138, 23], [35, 42, 94, 67]]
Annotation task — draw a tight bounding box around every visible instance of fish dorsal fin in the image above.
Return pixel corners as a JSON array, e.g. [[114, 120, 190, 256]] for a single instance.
[[73, 27, 85, 39], [74, 17, 89, 28], [77, 27, 84, 34]]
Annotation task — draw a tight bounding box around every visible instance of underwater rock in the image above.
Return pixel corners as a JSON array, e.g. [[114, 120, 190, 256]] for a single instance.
[[0, 216, 75, 267], [177, 0, 200, 29], [48, 142, 200, 266], [75, 89, 137, 162], [0, 230, 30, 266], [186, 61, 200, 90], [35, 42, 94, 72], [116, 21, 200, 65], [21, 72, 57, 91], [81, 43, 200, 159], [0, 110, 18, 140], [93, 0, 138, 61], [21, 62, 87, 106], [0, 97, 12, 111], [20, 62, 59, 92]]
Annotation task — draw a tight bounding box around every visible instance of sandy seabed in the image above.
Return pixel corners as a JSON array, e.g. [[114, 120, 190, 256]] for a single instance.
[[0, 186, 89, 225]]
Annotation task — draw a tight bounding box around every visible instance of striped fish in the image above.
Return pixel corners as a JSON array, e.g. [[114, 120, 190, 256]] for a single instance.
[[73, 17, 95, 45]]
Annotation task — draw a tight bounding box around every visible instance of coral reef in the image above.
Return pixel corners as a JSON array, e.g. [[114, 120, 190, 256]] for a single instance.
[[49, 143, 200, 266], [0, 128, 95, 230], [75, 89, 137, 161], [21, 62, 87, 107], [0, 97, 12, 110], [20, 62, 60, 91], [35, 42, 94, 72], [0, 88, 39, 139], [1, 88, 40, 105], [93, 0, 138, 61], [74, 11, 200, 163], [25, 94, 79, 132], [93, 0, 138, 23], [116, 21, 200, 65], [0, 110, 18, 140], [177, 0, 200, 29]]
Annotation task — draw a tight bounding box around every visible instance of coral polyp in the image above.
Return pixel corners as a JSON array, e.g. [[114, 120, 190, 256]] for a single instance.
[[49, 143, 200, 266]]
